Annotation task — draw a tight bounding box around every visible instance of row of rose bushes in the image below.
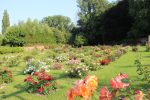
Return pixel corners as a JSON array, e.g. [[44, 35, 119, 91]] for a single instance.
[[22, 46, 129, 78], [67, 73, 149, 100], [0, 45, 128, 68]]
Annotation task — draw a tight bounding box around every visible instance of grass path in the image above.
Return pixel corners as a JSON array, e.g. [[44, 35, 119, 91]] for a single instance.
[[0, 47, 149, 100]]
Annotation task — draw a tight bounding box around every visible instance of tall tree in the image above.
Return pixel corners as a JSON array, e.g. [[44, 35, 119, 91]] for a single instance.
[[41, 15, 74, 32], [77, 0, 109, 32], [76, 0, 109, 44], [100, 0, 133, 42], [128, 0, 150, 38], [2, 10, 10, 35]]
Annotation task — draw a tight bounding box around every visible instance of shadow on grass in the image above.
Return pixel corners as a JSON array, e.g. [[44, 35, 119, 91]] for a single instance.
[[143, 55, 150, 58], [114, 65, 135, 68], [53, 72, 70, 80], [1, 83, 27, 100], [1, 89, 26, 100]]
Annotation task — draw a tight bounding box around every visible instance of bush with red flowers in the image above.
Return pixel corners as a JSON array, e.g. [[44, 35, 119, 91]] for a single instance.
[[0, 69, 13, 84], [100, 59, 111, 65], [24, 69, 56, 95]]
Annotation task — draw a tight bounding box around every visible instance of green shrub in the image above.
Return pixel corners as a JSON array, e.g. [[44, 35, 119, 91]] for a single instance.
[[6, 56, 20, 67], [0, 46, 24, 54], [3, 26, 25, 47], [135, 59, 150, 84], [74, 35, 87, 47], [0, 69, 13, 84]]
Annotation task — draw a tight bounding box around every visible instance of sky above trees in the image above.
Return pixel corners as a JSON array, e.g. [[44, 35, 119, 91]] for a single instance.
[[0, 0, 116, 32]]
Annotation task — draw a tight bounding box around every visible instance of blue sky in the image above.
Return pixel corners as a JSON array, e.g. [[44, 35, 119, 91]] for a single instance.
[[0, 0, 116, 32]]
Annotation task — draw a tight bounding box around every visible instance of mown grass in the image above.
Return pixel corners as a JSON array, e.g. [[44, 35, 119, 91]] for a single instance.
[[0, 46, 149, 100]]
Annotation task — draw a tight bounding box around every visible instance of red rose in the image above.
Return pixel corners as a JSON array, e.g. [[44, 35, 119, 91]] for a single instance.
[[34, 72, 39, 76], [24, 75, 33, 82], [32, 80, 37, 85], [46, 76, 53, 81], [45, 82, 50, 87], [38, 87, 43, 93], [100, 59, 110, 65]]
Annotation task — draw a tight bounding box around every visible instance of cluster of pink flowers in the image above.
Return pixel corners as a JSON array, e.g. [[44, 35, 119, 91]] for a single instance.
[[110, 73, 129, 89], [68, 59, 81, 65], [99, 73, 144, 100], [67, 76, 98, 100], [52, 63, 63, 70]]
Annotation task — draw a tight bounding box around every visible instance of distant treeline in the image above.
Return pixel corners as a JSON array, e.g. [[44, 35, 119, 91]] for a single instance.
[[1, 0, 150, 46], [73, 0, 150, 45]]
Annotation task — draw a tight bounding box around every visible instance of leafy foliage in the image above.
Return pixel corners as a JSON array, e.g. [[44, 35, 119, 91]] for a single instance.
[[2, 26, 25, 47], [42, 15, 74, 32], [135, 58, 150, 83], [0, 69, 13, 84], [74, 34, 87, 47]]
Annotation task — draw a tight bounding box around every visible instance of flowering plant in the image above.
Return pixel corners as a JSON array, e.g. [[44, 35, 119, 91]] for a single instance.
[[99, 73, 146, 100], [67, 73, 146, 100], [67, 76, 98, 100], [0, 69, 13, 84], [3, 55, 20, 67], [24, 69, 56, 95], [66, 66, 88, 78], [24, 59, 50, 74], [52, 63, 63, 70], [54, 55, 68, 62], [88, 63, 100, 71], [68, 59, 81, 65]]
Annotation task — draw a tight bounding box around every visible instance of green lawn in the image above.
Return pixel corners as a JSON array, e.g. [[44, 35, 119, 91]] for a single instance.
[[0, 46, 149, 100]]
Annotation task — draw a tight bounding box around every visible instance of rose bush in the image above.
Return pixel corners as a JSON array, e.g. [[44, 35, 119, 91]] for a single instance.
[[0, 69, 13, 84], [66, 65, 88, 78], [67, 76, 98, 100], [24, 69, 56, 95]]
